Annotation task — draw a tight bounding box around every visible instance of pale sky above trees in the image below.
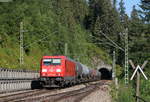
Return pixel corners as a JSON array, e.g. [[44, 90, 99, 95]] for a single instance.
[[117, 0, 141, 16]]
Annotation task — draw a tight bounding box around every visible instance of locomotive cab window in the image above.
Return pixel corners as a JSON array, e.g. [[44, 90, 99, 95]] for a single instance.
[[52, 59, 61, 65], [43, 58, 61, 65]]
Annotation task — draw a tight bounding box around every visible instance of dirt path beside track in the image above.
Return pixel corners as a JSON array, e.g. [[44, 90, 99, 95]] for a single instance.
[[81, 85, 112, 102]]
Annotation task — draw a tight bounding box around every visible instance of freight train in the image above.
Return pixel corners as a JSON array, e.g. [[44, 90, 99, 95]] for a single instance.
[[31, 56, 101, 89]]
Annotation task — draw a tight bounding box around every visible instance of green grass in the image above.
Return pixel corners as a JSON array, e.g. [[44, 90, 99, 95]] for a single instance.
[[111, 80, 135, 102], [0, 36, 112, 70]]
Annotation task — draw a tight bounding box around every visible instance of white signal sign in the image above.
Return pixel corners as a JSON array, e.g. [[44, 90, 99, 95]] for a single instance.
[[130, 65, 148, 80], [129, 60, 148, 80]]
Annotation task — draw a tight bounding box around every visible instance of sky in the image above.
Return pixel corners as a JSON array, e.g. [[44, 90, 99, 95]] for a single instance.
[[117, 0, 141, 16]]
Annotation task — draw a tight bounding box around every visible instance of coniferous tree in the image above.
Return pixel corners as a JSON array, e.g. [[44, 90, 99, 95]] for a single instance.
[[113, 0, 117, 9], [139, 0, 150, 23], [129, 3, 150, 99], [118, 0, 125, 22], [84, 0, 124, 67], [129, 5, 150, 64], [87, 0, 121, 42], [0, 0, 100, 68], [118, 0, 129, 28]]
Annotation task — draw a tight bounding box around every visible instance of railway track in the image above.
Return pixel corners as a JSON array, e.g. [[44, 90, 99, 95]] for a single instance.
[[0, 80, 111, 102], [0, 89, 55, 102], [42, 82, 103, 102], [0, 89, 39, 97]]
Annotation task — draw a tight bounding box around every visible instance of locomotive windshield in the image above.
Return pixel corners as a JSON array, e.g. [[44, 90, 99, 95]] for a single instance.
[[43, 58, 61, 65]]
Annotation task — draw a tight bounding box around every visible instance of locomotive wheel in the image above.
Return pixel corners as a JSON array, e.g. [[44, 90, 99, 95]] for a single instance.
[[59, 83, 65, 88], [31, 80, 43, 90], [72, 81, 75, 86], [69, 82, 72, 87]]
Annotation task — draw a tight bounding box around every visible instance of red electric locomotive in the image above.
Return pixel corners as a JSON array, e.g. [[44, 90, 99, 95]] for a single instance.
[[31, 55, 101, 89], [41, 56, 76, 78], [31, 56, 77, 88]]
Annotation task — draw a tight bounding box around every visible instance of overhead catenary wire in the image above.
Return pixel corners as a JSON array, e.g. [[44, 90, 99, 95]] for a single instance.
[[99, 31, 124, 52], [24, 31, 58, 48], [90, 33, 124, 51], [93, 20, 125, 52]]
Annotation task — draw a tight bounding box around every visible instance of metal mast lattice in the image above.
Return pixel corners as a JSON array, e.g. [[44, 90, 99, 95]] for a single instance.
[[125, 29, 129, 85], [20, 22, 24, 65]]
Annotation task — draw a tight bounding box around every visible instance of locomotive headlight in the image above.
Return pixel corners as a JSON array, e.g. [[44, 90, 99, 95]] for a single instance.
[[42, 69, 47, 72], [56, 69, 61, 72]]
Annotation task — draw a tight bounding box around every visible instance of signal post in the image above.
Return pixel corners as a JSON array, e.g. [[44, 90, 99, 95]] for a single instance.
[[129, 60, 148, 102]]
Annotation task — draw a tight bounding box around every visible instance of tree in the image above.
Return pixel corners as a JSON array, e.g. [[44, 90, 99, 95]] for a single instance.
[[118, 0, 129, 29], [113, 0, 117, 9], [128, 2, 150, 100], [118, 0, 125, 22], [0, 0, 99, 68], [128, 5, 149, 65], [87, 0, 121, 41], [139, 0, 150, 23]]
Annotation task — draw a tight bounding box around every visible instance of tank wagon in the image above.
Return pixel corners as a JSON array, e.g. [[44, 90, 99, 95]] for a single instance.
[[31, 56, 101, 89]]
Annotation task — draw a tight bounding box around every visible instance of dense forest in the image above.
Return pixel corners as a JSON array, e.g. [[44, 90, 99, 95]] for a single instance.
[[0, 0, 149, 101], [0, 0, 112, 69]]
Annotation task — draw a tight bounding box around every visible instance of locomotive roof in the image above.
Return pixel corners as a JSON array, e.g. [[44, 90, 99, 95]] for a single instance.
[[42, 55, 86, 66], [43, 55, 66, 59], [42, 56, 76, 62]]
